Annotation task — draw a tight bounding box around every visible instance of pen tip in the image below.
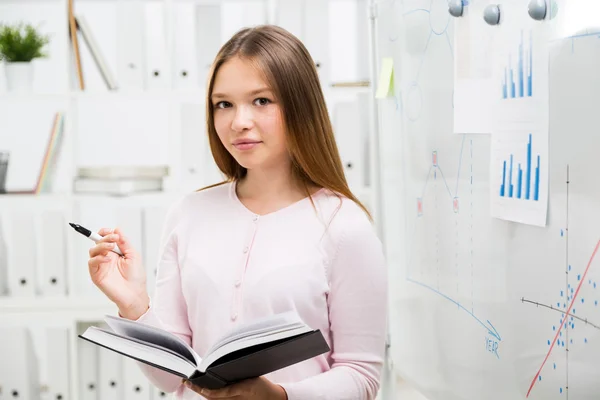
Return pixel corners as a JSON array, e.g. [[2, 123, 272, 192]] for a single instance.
[[69, 222, 77, 229]]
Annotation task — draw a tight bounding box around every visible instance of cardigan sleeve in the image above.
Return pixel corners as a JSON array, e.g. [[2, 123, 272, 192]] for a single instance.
[[280, 212, 389, 400]]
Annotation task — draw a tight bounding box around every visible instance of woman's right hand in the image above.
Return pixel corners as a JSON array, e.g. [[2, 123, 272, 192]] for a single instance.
[[87, 227, 150, 320]]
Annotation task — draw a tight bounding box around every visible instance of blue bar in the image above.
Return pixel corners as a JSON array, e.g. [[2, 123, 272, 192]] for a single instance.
[[517, 165, 523, 199], [509, 155, 514, 198], [519, 31, 524, 97], [510, 65, 515, 98], [534, 155, 540, 201], [528, 31, 533, 97], [503, 69, 508, 99], [501, 161, 506, 196], [526, 134, 532, 200]]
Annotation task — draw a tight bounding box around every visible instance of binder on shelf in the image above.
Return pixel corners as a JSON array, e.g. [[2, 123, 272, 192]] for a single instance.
[[78, 327, 100, 400], [0, 212, 8, 296], [152, 388, 170, 399], [0, 327, 39, 400], [275, 0, 304, 41], [144, 2, 168, 90], [115, 206, 144, 256], [195, 4, 222, 82], [44, 327, 72, 400], [303, 0, 329, 84], [76, 14, 119, 90], [38, 209, 68, 296], [116, 0, 146, 90], [123, 357, 151, 400], [173, 2, 199, 90], [142, 205, 169, 297], [357, 92, 372, 187], [332, 99, 365, 191], [6, 211, 37, 297], [98, 342, 124, 399], [180, 102, 205, 184]]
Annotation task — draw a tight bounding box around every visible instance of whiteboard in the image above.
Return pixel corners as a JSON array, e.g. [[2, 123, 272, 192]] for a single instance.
[[372, 0, 600, 399]]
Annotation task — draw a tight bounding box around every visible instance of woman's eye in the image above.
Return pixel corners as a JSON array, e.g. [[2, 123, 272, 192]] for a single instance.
[[215, 101, 232, 109], [254, 98, 271, 106]]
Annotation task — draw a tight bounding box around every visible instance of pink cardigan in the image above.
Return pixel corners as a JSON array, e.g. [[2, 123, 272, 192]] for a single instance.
[[135, 182, 388, 399]]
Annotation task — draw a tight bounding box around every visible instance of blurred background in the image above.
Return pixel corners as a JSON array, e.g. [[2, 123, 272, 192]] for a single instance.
[[0, 0, 419, 399]]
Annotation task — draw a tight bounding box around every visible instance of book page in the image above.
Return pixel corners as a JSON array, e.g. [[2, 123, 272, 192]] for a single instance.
[[205, 311, 304, 356], [104, 315, 200, 365]]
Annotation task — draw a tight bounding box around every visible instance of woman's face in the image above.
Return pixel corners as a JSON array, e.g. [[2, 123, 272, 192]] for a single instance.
[[211, 57, 289, 173]]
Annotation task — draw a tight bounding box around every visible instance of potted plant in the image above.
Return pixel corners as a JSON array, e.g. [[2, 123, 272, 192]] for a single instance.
[[0, 22, 50, 92]]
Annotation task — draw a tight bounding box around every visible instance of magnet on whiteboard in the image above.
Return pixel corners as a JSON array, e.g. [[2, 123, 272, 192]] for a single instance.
[[448, 0, 464, 17], [483, 4, 501, 25], [528, 0, 547, 20]]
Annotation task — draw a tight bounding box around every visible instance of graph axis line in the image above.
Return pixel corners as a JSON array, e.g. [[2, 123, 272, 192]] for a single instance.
[[521, 298, 600, 331], [526, 239, 600, 398]]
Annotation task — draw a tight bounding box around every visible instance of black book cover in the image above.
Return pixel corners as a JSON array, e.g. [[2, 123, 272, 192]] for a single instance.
[[79, 329, 330, 390], [189, 330, 330, 389]]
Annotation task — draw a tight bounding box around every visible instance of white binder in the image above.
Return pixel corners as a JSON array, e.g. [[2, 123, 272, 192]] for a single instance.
[[333, 100, 364, 191], [115, 205, 143, 255], [357, 92, 371, 187], [152, 387, 171, 400], [144, 2, 168, 90], [0, 212, 9, 296], [275, 0, 304, 41], [195, 4, 222, 83], [0, 327, 39, 400], [180, 102, 206, 188], [116, 0, 146, 91], [98, 346, 124, 400], [221, 1, 266, 42], [173, 2, 199, 91], [123, 357, 151, 400], [44, 327, 71, 400], [142, 205, 168, 298], [78, 333, 99, 400], [6, 210, 37, 297], [303, 0, 329, 84], [38, 209, 68, 296]]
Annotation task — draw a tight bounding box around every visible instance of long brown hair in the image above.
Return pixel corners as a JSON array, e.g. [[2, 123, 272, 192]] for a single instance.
[[201, 25, 371, 220]]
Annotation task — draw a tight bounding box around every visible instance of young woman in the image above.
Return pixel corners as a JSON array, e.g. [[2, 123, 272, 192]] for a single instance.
[[87, 25, 388, 400]]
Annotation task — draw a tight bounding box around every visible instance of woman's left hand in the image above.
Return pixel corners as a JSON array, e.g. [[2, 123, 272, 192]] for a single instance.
[[184, 377, 288, 399]]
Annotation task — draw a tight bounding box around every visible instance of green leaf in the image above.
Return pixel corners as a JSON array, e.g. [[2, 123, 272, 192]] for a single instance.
[[0, 22, 51, 62]]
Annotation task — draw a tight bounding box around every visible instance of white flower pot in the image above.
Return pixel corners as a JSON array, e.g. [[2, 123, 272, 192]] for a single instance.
[[5, 62, 34, 92]]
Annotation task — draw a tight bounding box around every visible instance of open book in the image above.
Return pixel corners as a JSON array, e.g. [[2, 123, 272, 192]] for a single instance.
[[79, 311, 330, 389]]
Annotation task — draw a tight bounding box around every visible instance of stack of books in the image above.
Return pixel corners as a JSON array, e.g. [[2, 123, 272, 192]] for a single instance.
[[73, 165, 168, 196]]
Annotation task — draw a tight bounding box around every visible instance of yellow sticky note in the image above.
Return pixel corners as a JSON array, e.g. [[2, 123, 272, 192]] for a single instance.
[[375, 57, 394, 99]]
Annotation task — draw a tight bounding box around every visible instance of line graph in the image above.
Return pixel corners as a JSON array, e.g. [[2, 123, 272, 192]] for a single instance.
[[406, 136, 502, 350]]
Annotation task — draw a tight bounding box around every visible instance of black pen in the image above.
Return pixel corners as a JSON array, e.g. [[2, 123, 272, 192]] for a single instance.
[[69, 222, 124, 256]]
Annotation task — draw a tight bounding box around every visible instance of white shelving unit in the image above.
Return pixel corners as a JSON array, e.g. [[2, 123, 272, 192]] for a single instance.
[[0, 0, 376, 399]]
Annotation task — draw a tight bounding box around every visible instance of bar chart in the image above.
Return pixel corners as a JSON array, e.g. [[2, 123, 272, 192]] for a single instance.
[[502, 30, 533, 100], [499, 134, 540, 201]]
